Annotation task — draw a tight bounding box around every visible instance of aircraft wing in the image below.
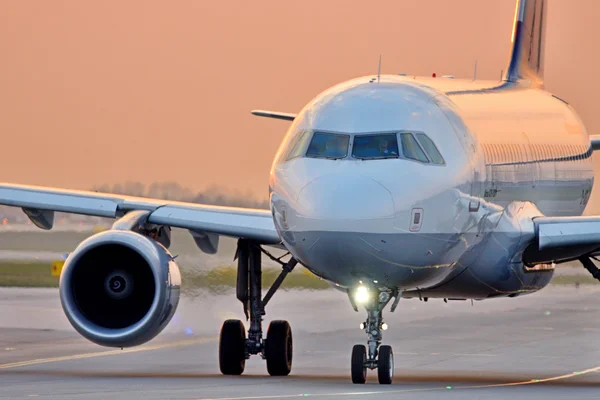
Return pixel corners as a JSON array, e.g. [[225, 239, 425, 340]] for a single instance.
[[524, 216, 600, 265], [590, 135, 600, 150], [0, 183, 280, 245], [535, 216, 600, 250], [251, 110, 296, 121]]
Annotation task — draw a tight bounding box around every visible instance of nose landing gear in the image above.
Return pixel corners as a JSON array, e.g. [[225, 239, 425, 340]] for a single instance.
[[350, 287, 399, 384]]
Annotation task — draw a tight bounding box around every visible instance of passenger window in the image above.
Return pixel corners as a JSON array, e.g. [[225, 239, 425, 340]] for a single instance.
[[352, 133, 399, 159], [415, 133, 444, 164], [306, 133, 350, 159], [400, 133, 429, 163]]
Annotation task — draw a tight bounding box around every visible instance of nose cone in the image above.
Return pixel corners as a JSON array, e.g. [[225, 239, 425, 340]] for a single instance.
[[296, 175, 394, 220], [283, 173, 452, 290]]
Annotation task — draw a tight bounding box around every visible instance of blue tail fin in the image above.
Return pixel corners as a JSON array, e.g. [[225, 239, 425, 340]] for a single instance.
[[504, 0, 547, 88]]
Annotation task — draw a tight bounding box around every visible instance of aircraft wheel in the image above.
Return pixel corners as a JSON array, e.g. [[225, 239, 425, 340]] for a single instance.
[[377, 345, 393, 384], [219, 319, 246, 375], [265, 320, 293, 376], [351, 344, 367, 384]]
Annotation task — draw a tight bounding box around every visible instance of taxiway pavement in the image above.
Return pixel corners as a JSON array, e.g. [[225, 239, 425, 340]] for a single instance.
[[1, 286, 600, 399]]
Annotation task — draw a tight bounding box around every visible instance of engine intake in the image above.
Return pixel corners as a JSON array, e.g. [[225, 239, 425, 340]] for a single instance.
[[59, 230, 181, 347]]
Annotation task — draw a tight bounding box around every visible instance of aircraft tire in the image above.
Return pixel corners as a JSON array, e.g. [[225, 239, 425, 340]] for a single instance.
[[351, 344, 367, 384], [265, 320, 293, 376], [219, 319, 246, 375], [377, 345, 393, 384]]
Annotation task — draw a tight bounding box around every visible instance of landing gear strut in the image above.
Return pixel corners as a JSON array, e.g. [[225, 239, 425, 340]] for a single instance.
[[219, 240, 297, 376], [350, 287, 399, 384]]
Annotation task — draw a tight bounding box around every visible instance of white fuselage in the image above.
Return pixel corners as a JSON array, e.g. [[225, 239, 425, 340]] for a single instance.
[[269, 75, 593, 299]]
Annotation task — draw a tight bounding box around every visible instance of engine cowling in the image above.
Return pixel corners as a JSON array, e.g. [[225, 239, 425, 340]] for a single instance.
[[59, 230, 181, 347]]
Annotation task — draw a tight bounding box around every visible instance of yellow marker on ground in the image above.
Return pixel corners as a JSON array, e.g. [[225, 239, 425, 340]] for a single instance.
[[51, 260, 65, 277], [92, 225, 107, 234]]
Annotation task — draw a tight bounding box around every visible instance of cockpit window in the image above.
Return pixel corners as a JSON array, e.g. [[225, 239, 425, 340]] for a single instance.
[[415, 133, 445, 164], [400, 133, 429, 163], [285, 130, 312, 161], [352, 134, 399, 159], [306, 133, 349, 159]]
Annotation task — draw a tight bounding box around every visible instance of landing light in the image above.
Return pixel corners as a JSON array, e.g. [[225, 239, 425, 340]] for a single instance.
[[382, 323, 389, 331], [360, 322, 365, 330], [354, 286, 370, 304]]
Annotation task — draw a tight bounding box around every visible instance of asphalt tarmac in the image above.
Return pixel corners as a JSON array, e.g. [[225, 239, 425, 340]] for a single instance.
[[1, 285, 600, 399]]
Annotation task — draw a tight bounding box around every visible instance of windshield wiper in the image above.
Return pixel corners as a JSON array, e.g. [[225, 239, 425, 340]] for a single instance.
[[353, 155, 399, 160], [306, 155, 345, 160]]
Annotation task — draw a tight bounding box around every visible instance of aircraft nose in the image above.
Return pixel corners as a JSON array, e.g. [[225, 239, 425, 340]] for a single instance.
[[296, 175, 395, 220]]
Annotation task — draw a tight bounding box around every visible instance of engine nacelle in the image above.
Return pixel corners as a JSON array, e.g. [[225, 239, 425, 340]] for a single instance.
[[59, 230, 181, 347]]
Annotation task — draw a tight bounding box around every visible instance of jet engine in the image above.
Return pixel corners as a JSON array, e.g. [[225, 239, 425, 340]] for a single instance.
[[59, 229, 181, 347]]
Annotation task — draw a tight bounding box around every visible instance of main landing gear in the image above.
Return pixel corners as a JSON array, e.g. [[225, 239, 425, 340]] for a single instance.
[[219, 239, 297, 376], [349, 286, 400, 384]]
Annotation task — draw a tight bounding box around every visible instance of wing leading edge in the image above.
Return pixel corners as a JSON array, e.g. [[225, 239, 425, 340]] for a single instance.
[[535, 216, 600, 250], [251, 110, 296, 121], [523, 215, 600, 265], [0, 183, 280, 245]]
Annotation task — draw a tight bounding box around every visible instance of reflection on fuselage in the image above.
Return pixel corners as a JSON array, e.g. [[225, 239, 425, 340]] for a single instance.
[[269, 76, 593, 299]]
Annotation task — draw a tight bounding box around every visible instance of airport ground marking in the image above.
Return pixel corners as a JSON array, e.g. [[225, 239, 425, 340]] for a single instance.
[[195, 365, 600, 400], [0, 337, 215, 370]]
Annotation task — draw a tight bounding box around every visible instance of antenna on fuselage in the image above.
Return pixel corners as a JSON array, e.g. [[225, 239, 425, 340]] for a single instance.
[[473, 60, 478, 81], [377, 55, 382, 83]]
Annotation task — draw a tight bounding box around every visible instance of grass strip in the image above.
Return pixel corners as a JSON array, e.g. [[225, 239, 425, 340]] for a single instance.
[[0, 262, 59, 287], [0, 262, 331, 291], [0, 262, 594, 291]]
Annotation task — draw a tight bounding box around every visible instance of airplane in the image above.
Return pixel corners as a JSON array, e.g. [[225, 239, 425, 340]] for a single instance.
[[0, 0, 598, 385]]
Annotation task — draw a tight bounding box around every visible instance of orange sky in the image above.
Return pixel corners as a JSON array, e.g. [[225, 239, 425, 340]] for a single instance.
[[0, 1, 599, 204]]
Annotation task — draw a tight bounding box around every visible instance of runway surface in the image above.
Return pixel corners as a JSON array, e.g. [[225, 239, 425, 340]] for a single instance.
[[1, 285, 600, 399]]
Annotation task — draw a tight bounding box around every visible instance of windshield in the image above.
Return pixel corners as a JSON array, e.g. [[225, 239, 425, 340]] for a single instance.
[[416, 133, 445, 164], [352, 133, 399, 159], [284, 131, 312, 161], [400, 133, 429, 162], [306, 133, 350, 159]]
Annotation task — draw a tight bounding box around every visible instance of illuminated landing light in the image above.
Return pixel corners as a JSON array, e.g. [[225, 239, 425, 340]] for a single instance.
[[381, 323, 388, 331], [354, 286, 370, 304], [360, 323, 365, 330]]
